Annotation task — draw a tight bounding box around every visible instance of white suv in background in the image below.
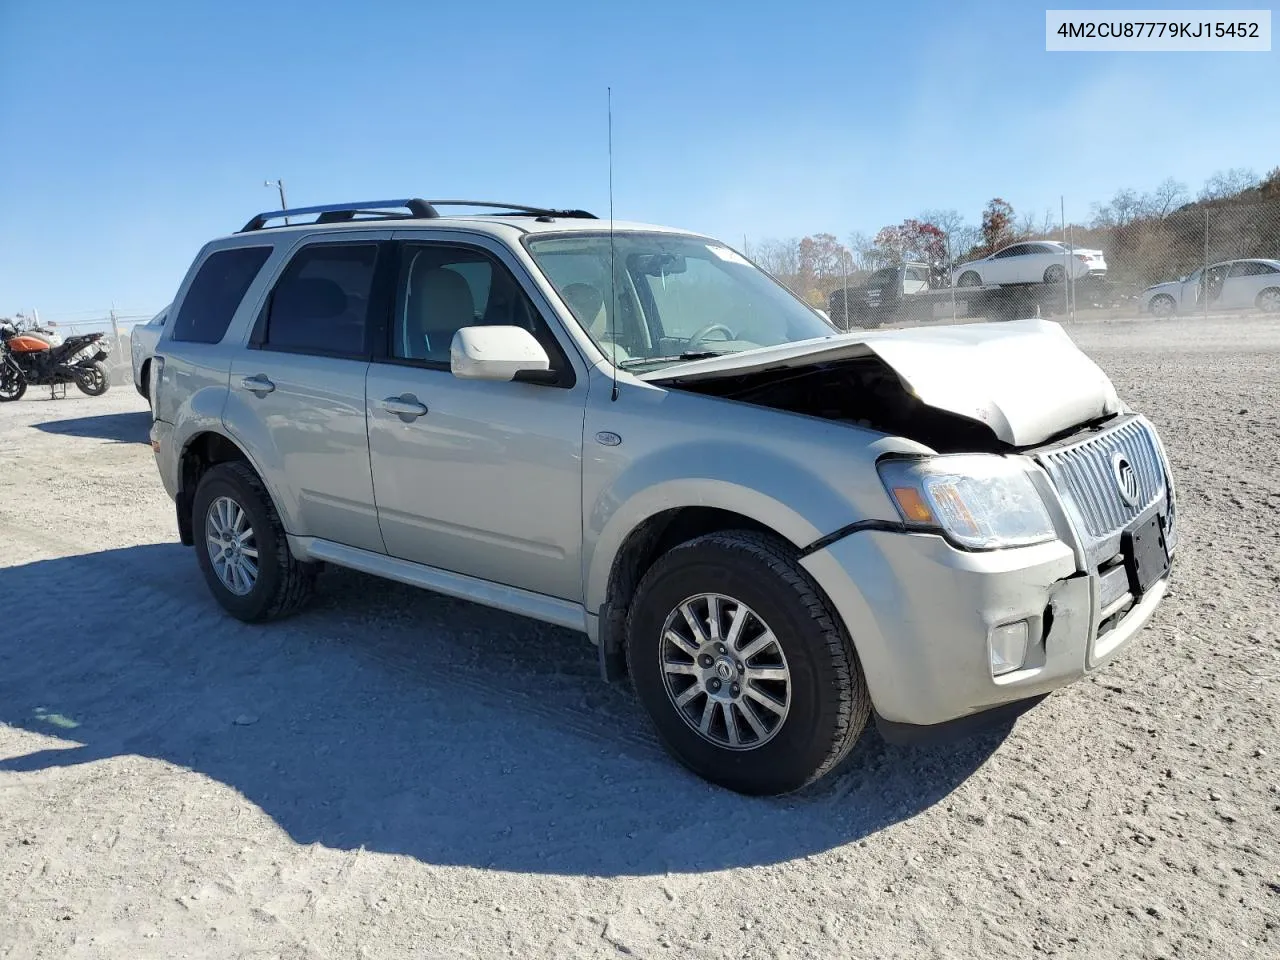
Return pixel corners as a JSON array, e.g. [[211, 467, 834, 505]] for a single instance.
[[146, 197, 1177, 795], [953, 240, 1107, 287]]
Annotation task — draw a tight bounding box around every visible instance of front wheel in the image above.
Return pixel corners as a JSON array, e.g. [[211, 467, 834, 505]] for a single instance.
[[626, 531, 871, 795], [957, 271, 982, 287], [1044, 264, 1066, 284], [1149, 294, 1176, 317], [74, 361, 109, 396]]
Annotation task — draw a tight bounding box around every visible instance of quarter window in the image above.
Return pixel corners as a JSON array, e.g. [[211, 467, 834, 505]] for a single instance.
[[170, 246, 272, 343], [259, 243, 379, 356], [1228, 260, 1278, 277]]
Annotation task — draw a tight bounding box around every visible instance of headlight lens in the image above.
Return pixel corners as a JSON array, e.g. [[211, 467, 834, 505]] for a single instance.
[[877, 455, 1056, 551]]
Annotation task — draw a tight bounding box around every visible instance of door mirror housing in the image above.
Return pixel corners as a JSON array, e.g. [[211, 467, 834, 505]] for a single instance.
[[450, 325, 555, 383]]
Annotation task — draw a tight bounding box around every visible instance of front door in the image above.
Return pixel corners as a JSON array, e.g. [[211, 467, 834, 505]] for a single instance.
[[225, 235, 390, 554], [365, 235, 588, 602]]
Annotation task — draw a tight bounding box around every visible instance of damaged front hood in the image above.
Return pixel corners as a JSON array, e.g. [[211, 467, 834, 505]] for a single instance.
[[645, 318, 1122, 447]]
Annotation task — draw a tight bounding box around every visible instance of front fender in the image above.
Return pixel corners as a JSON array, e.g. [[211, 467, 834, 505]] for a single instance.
[[583, 438, 891, 613]]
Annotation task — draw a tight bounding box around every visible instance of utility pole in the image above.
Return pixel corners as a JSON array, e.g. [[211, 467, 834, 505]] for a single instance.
[[264, 179, 290, 224], [1203, 207, 1210, 323]]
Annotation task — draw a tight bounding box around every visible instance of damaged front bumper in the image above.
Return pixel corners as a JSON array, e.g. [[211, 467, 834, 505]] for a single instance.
[[799, 415, 1176, 741]]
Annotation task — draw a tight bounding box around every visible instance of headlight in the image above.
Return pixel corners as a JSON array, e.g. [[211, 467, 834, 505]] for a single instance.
[[877, 455, 1056, 551]]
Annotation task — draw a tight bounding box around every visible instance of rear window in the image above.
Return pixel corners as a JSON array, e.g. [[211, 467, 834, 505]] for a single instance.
[[258, 243, 379, 357], [170, 246, 272, 344]]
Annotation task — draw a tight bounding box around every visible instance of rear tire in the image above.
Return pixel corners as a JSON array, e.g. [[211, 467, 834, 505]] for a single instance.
[[74, 361, 109, 396], [0, 366, 25, 402], [192, 462, 317, 622], [625, 530, 870, 796], [1256, 287, 1280, 313]]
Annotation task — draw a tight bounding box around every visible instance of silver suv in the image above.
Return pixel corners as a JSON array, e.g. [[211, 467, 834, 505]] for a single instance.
[[148, 198, 1178, 795]]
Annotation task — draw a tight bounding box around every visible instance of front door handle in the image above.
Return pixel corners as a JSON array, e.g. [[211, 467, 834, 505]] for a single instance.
[[240, 375, 275, 396], [381, 394, 428, 421]]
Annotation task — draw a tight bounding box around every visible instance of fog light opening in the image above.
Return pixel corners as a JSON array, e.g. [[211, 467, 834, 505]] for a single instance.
[[989, 621, 1030, 677]]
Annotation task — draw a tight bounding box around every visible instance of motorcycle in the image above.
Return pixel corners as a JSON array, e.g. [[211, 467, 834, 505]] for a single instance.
[[0, 319, 112, 402]]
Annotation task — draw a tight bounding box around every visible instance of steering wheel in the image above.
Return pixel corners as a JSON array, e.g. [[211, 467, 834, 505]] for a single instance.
[[686, 322, 736, 351]]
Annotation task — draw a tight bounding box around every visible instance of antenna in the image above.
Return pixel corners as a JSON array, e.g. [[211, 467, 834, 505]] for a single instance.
[[607, 86, 618, 402]]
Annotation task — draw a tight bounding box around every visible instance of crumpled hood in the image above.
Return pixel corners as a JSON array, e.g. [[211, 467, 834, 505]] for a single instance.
[[1143, 280, 1180, 295], [645, 318, 1122, 447]]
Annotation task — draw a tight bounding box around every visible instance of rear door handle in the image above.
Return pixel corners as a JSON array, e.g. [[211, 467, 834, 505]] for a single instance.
[[381, 394, 428, 420], [239, 375, 275, 396]]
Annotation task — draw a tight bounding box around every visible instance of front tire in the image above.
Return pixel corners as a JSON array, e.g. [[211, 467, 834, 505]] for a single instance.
[[957, 271, 981, 287], [626, 531, 870, 795], [1044, 264, 1066, 284], [193, 462, 317, 622], [74, 361, 109, 396], [1149, 294, 1176, 317]]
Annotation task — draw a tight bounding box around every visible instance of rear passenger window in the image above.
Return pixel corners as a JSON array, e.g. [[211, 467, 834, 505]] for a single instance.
[[260, 243, 379, 356], [171, 246, 272, 343]]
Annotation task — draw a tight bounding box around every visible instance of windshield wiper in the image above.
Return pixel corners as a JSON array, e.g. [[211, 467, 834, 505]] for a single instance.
[[618, 351, 727, 369]]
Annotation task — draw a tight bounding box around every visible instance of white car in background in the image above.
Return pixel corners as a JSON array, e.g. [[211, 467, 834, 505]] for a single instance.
[[130, 304, 170, 404], [1140, 259, 1280, 317], [952, 241, 1107, 288]]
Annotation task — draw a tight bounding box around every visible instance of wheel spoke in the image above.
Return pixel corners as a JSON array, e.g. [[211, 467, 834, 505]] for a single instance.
[[744, 683, 786, 716], [737, 630, 777, 662], [239, 543, 258, 560], [232, 505, 248, 535], [744, 665, 788, 682], [698, 697, 716, 734], [724, 604, 748, 651], [680, 603, 709, 645], [738, 699, 770, 740], [662, 660, 699, 677], [722, 702, 740, 747], [706, 596, 721, 642], [674, 684, 702, 708], [663, 629, 700, 659]]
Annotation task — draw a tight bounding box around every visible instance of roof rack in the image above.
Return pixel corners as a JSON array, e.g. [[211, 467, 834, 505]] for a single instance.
[[237, 198, 597, 232]]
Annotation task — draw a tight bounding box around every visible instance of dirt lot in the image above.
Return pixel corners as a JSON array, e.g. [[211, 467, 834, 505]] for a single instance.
[[1, 317, 1277, 960]]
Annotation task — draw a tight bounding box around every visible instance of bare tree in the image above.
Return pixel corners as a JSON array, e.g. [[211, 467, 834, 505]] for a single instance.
[[847, 231, 884, 271], [745, 238, 801, 286], [1199, 167, 1260, 201], [1140, 177, 1189, 218], [918, 208, 979, 263], [1110, 188, 1142, 226]]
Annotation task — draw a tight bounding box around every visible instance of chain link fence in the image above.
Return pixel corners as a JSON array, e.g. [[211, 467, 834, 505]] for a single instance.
[[746, 195, 1280, 332]]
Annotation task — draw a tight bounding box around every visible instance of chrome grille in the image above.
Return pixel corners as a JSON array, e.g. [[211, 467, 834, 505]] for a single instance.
[[1038, 417, 1167, 540]]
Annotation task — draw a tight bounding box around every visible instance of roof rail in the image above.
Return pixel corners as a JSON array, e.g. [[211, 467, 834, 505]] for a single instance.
[[237, 198, 597, 232]]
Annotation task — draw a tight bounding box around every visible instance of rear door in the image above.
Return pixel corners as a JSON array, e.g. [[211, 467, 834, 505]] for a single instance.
[[364, 233, 589, 602], [985, 244, 1027, 284], [225, 233, 393, 554], [1224, 259, 1280, 309]]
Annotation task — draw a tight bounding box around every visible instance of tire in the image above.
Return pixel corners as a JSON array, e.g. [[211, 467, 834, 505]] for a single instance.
[[1149, 294, 1176, 318], [192, 461, 317, 622], [957, 271, 981, 288], [1043, 264, 1066, 284], [74, 361, 109, 396], [625, 530, 871, 796], [1256, 287, 1280, 314], [137, 360, 152, 407], [0, 365, 26, 402]]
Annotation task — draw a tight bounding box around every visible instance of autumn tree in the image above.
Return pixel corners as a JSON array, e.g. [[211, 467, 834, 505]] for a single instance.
[[872, 219, 947, 265], [980, 198, 1015, 253]]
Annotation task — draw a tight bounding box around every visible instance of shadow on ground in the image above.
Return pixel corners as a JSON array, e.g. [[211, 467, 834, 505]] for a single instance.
[[31, 410, 151, 444], [0, 544, 1017, 877]]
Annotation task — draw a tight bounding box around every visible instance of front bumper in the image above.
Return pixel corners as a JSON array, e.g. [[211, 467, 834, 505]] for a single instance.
[[800, 523, 1170, 731]]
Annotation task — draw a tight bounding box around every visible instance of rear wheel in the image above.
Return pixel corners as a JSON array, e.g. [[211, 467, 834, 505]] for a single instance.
[[74, 361, 109, 396], [1256, 287, 1280, 313], [193, 462, 317, 622], [1149, 294, 1176, 317], [626, 531, 870, 795], [0, 365, 26, 402]]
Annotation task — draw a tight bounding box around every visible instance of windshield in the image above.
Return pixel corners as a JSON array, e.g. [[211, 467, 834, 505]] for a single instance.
[[525, 232, 837, 371]]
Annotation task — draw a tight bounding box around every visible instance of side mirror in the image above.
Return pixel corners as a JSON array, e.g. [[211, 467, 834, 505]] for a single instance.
[[450, 325, 554, 383]]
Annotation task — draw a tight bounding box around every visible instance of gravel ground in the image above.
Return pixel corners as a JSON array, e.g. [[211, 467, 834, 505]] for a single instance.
[[1, 316, 1277, 960]]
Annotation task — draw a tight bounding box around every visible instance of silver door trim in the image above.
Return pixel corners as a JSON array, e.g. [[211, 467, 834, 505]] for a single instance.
[[288, 535, 589, 634]]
